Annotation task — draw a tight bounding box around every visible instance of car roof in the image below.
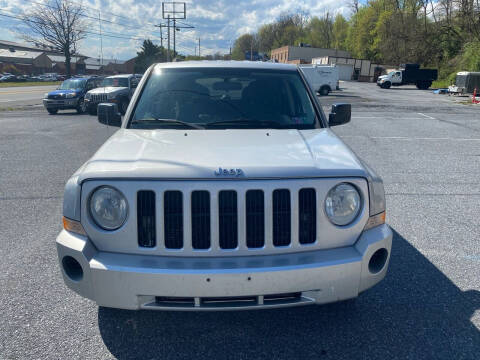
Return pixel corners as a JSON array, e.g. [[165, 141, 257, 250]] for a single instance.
[[153, 60, 298, 71], [106, 74, 133, 79]]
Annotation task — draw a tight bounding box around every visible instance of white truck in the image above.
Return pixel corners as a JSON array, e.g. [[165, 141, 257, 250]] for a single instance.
[[299, 65, 339, 96], [377, 64, 438, 89]]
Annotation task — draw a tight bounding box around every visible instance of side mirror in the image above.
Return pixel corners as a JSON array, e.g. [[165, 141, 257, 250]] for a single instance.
[[328, 103, 351, 126], [98, 103, 122, 127]]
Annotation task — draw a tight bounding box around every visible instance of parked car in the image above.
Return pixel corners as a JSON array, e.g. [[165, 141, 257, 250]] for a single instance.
[[57, 61, 392, 311], [0, 74, 16, 82], [42, 76, 103, 114], [299, 64, 340, 96], [84, 74, 139, 115]]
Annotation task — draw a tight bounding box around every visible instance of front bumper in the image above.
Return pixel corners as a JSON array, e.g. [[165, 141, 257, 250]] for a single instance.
[[56, 224, 392, 310], [43, 98, 79, 109]]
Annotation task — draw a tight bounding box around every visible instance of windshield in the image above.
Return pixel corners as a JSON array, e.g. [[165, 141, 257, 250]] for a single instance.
[[388, 71, 396, 76], [129, 67, 318, 129], [59, 79, 86, 90], [102, 77, 129, 87]]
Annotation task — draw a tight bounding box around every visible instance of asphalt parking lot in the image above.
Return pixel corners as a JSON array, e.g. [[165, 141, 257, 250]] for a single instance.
[[0, 85, 57, 108], [1, 81, 479, 359]]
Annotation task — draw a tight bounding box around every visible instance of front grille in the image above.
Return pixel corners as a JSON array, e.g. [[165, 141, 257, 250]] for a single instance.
[[191, 191, 210, 249], [137, 190, 156, 247], [219, 190, 238, 249], [299, 188, 316, 244], [246, 190, 264, 248], [272, 189, 291, 246], [48, 94, 63, 99], [137, 186, 321, 252], [164, 191, 183, 249], [90, 93, 108, 103]]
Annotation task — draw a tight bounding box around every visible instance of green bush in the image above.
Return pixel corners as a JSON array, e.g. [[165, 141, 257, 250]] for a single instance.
[[461, 41, 480, 71], [432, 72, 457, 88]]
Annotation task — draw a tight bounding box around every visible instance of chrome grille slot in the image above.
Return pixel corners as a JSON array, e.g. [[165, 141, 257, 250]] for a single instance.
[[246, 190, 264, 248], [219, 190, 238, 249], [299, 188, 316, 244], [137, 190, 156, 248], [191, 191, 211, 249], [272, 189, 291, 246], [164, 191, 183, 249], [91, 93, 108, 103]]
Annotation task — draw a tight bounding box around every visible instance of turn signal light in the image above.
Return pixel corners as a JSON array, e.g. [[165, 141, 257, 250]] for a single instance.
[[364, 212, 386, 231], [63, 217, 87, 236]]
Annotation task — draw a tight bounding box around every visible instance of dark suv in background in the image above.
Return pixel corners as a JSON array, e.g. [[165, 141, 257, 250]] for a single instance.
[[43, 76, 103, 114]]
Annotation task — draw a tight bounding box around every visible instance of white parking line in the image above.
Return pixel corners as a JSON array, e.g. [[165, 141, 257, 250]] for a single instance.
[[352, 116, 423, 120], [418, 113, 435, 119]]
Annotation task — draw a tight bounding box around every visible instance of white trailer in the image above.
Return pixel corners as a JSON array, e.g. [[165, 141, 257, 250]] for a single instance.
[[299, 64, 339, 96]]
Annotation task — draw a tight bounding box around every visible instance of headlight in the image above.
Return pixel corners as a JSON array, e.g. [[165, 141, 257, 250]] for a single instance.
[[107, 92, 116, 99], [85, 92, 91, 99], [89, 186, 128, 230], [44, 93, 49, 98], [65, 92, 76, 98], [325, 183, 361, 226]]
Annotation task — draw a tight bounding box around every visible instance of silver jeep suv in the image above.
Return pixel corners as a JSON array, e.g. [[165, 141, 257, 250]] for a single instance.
[[57, 61, 392, 311]]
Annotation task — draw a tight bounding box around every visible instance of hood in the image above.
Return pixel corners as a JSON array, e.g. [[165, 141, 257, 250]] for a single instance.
[[48, 89, 79, 96], [88, 87, 128, 94], [377, 75, 388, 80], [76, 129, 367, 182]]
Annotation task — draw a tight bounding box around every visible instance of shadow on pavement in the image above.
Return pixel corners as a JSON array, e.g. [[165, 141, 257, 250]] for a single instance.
[[98, 229, 480, 359]]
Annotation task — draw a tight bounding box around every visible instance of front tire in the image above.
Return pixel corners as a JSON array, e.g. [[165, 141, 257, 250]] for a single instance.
[[76, 98, 86, 114], [47, 108, 58, 115], [319, 86, 330, 96], [119, 98, 128, 115], [382, 82, 391, 89]]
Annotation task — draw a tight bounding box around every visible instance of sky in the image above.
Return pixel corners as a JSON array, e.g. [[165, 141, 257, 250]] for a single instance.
[[0, 0, 351, 60]]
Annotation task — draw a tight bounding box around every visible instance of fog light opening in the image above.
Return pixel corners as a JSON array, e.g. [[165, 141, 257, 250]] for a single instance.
[[62, 256, 83, 282], [368, 248, 388, 274]]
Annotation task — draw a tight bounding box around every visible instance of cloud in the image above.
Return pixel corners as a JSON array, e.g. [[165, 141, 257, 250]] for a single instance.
[[0, 0, 351, 59]]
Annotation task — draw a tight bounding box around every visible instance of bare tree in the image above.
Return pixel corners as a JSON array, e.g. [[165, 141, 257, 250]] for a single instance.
[[20, 0, 86, 77], [350, 0, 360, 14]]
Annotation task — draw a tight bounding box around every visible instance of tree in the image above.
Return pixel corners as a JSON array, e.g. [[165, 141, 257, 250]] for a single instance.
[[304, 14, 334, 48], [333, 14, 349, 50], [20, 0, 86, 77], [134, 40, 170, 73], [232, 34, 257, 60]]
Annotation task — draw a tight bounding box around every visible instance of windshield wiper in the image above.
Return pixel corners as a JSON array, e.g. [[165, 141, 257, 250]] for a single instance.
[[205, 118, 287, 129], [130, 118, 205, 129]]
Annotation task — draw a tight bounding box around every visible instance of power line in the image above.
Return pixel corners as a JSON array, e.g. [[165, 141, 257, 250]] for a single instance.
[[0, 11, 157, 42], [21, 0, 160, 33]]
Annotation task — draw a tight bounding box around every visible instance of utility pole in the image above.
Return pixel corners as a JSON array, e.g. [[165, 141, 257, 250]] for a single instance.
[[162, 2, 193, 59], [173, 19, 176, 57], [167, 15, 170, 62], [198, 38, 200, 57], [98, 12, 103, 70]]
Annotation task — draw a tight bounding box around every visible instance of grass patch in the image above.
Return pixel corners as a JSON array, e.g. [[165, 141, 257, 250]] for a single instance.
[[432, 79, 452, 88], [0, 81, 61, 88]]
